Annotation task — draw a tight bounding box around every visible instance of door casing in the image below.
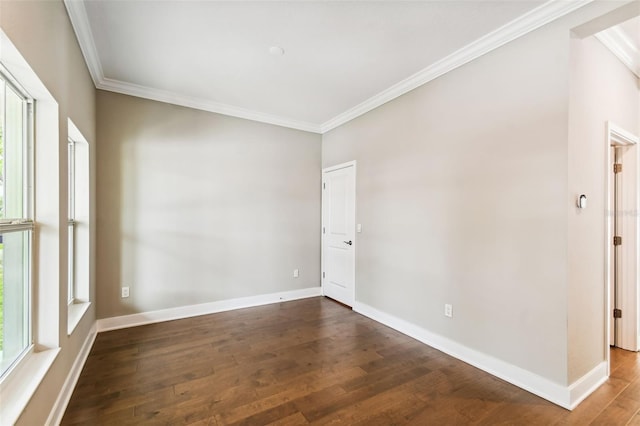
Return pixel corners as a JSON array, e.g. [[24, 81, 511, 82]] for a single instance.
[[605, 121, 639, 370]]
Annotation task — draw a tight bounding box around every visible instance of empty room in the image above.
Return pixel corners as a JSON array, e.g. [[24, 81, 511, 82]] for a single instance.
[[1, 0, 640, 424]]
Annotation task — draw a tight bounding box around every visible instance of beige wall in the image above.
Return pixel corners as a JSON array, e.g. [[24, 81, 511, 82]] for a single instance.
[[96, 91, 321, 318], [322, 2, 631, 387], [0, 1, 96, 425], [568, 35, 639, 381], [323, 23, 569, 384]]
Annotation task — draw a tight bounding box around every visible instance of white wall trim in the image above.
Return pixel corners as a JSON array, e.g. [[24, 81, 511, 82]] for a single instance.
[[63, 0, 103, 87], [322, 160, 357, 174], [97, 78, 321, 134], [46, 323, 97, 426], [96, 287, 321, 332], [64, 0, 591, 135], [67, 301, 91, 336], [568, 361, 608, 409], [353, 301, 607, 410], [595, 27, 640, 79], [608, 121, 640, 146], [319, 0, 593, 133]]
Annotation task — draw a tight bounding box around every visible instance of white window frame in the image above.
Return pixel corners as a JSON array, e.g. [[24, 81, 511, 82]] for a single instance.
[[0, 28, 62, 426], [68, 138, 75, 305], [66, 120, 90, 335], [0, 66, 35, 380]]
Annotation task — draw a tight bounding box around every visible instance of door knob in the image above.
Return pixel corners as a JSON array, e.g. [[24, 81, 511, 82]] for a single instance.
[[344, 240, 353, 245]]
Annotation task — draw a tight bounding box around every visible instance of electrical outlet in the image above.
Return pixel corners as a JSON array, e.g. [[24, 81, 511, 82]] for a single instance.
[[122, 286, 130, 298], [444, 304, 453, 318], [293, 269, 299, 278]]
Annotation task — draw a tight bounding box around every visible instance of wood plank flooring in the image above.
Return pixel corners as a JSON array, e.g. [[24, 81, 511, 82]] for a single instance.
[[62, 297, 640, 425]]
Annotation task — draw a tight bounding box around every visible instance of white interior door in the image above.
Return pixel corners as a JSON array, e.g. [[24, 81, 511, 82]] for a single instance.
[[612, 146, 622, 347], [322, 161, 355, 307], [617, 142, 639, 351]]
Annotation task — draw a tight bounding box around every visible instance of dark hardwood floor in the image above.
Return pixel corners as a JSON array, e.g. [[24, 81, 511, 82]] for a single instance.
[[62, 297, 640, 425]]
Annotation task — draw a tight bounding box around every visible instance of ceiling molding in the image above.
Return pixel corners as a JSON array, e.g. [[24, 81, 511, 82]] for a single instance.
[[595, 27, 640, 78], [65, 0, 592, 135], [320, 0, 593, 133], [64, 0, 103, 87], [98, 78, 322, 133]]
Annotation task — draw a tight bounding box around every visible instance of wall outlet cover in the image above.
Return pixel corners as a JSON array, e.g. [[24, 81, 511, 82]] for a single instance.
[[444, 304, 453, 318]]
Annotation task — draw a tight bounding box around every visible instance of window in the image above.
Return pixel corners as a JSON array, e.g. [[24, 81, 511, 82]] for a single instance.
[[0, 30, 62, 424], [68, 139, 75, 304], [0, 69, 33, 379], [67, 120, 90, 335]]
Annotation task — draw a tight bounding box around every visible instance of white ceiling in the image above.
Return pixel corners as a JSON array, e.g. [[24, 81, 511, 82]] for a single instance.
[[65, 1, 590, 133]]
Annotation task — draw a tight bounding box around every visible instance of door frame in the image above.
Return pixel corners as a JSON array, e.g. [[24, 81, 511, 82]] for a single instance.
[[605, 121, 639, 371], [321, 160, 357, 305]]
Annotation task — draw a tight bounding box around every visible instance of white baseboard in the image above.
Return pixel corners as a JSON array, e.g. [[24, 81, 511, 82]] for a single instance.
[[96, 286, 322, 332], [46, 322, 97, 426], [568, 361, 608, 409], [353, 301, 607, 410]]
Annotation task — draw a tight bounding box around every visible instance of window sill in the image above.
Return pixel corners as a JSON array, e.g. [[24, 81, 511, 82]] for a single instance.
[[68, 301, 91, 336], [0, 347, 60, 425]]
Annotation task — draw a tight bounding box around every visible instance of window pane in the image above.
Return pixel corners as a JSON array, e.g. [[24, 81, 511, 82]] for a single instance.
[[0, 230, 31, 377], [68, 140, 74, 220], [68, 223, 74, 303], [0, 81, 4, 218], [0, 73, 31, 378], [3, 85, 25, 220], [68, 140, 74, 303], [67, 132, 89, 307]]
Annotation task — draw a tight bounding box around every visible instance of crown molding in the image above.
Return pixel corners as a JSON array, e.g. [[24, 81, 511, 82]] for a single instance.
[[64, 0, 103, 87], [319, 0, 593, 133], [595, 27, 640, 78], [65, 0, 592, 135], [98, 78, 322, 133]]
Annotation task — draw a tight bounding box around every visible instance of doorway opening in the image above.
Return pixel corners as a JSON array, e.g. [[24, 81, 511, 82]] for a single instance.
[[605, 122, 639, 367]]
